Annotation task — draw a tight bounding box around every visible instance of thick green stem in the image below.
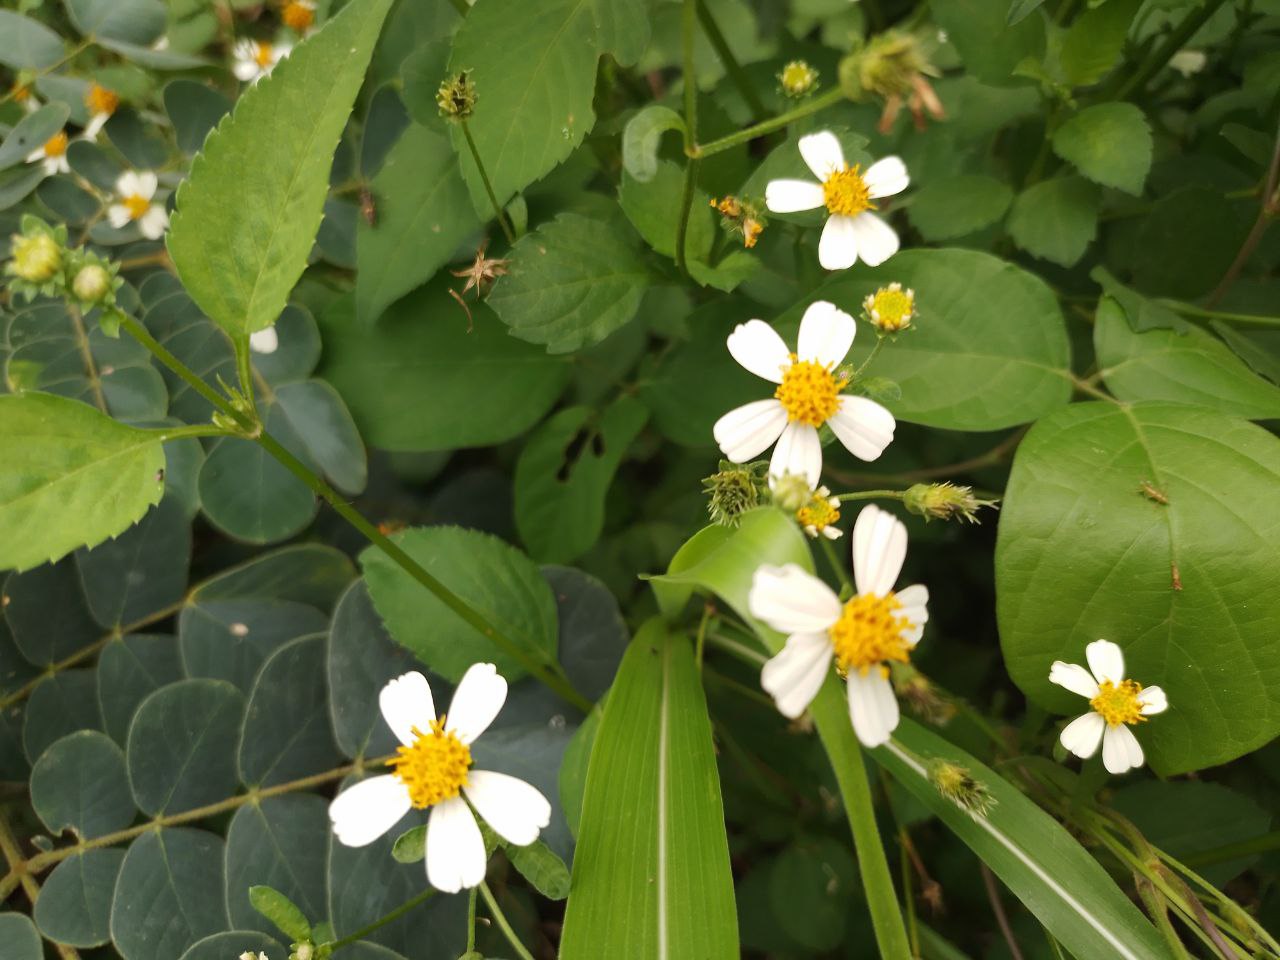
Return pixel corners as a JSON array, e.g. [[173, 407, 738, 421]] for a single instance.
[[460, 119, 516, 244], [324, 887, 437, 953], [1157, 299, 1280, 328], [694, 0, 766, 122], [478, 881, 536, 960], [689, 87, 844, 158], [809, 680, 912, 958], [835, 489, 904, 503]]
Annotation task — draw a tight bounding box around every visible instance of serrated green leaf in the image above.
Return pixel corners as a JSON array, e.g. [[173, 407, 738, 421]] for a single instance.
[[507, 838, 571, 900], [249, 884, 313, 942], [32, 850, 124, 948], [1007, 176, 1100, 266], [932, 0, 1046, 84], [996, 401, 1280, 773], [0, 103, 69, 171], [487, 212, 652, 354], [0, 392, 165, 572], [1052, 103, 1152, 195], [229, 798, 328, 936], [906, 174, 1012, 241], [29, 730, 134, 839], [1060, 0, 1140, 87], [166, 0, 395, 336], [621, 105, 685, 182]]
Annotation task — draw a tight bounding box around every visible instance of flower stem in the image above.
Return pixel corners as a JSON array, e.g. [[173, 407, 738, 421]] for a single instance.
[[1156, 298, 1280, 328], [818, 535, 853, 597], [466, 887, 478, 951], [688, 87, 844, 159], [694, 0, 767, 122], [478, 881, 537, 960], [854, 336, 885, 379], [835, 489, 905, 502], [459, 119, 516, 244], [323, 887, 438, 953], [675, 0, 699, 275], [675, 157, 699, 274]]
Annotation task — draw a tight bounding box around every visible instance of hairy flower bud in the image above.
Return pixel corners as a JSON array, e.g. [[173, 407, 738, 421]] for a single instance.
[[703, 460, 768, 527], [72, 264, 111, 303], [904, 482, 998, 524], [437, 70, 477, 121], [9, 231, 61, 283], [778, 60, 819, 98], [928, 759, 996, 819]]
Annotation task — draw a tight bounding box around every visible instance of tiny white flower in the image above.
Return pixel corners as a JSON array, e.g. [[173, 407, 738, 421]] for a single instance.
[[107, 171, 169, 240], [233, 39, 291, 84], [795, 484, 843, 540], [713, 301, 896, 486], [1049, 639, 1167, 775], [250, 327, 279, 355], [750, 504, 929, 747], [765, 131, 908, 271], [1169, 50, 1207, 77], [26, 131, 70, 176], [329, 665, 552, 894]]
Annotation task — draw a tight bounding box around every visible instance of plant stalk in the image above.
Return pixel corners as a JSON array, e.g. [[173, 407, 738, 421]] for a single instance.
[[323, 888, 437, 953], [689, 87, 844, 158], [459, 119, 516, 244], [478, 881, 536, 960], [694, 0, 767, 122]]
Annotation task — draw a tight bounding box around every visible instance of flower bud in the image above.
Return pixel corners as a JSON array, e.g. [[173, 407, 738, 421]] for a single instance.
[[769, 472, 811, 513], [72, 264, 111, 303], [927, 759, 996, 819], [436, 70, 477, 121], [702, 461, 768, 527], [904, 482, 998, 524], [290, 942, 315, 960], [862, 282, 916, 333], [9, 231, 61, 283], [778, 60, 819, 98]]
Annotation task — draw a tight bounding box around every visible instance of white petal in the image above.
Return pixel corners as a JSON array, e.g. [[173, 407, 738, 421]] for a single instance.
[[863, 156, 909, 199], [107, 204, 131, 229], [1086, 640, 1125, 685], [329, 775, 411, 847], [115, 171, 140, 197], [379, 671, 437, 747], [134, 171, 158, 199], [426, 796, 486, 893], [748, 563, 842, 634], [233, 61, 261, 82], [798, 130, 845, 181], [83, 113, 108, 139], [250, 327, 279, 354], [139, 205, 168, 239], [849, 212, 899, 267], [769, 421, 823, 487], [818, 214, 859, 271], [446, 662, 507, 745], [727, 319, 791, 383], [1049, 662, 1099, 700], [851, 504, 907, 596], [1138, 685, 1168, 715], [828, 396, 895, 462], [1102, 724, 1144, 774], [42, 157, 59, 175], [464, 770, 551, 847], [52, 155, 70, 174], [713, 399, 787, 463], [764, 178, 824, 213], [895, 583, 929, 645], [1059, 712, 1105, 759], [796, 300, 856, 367], [846, 669, 899, 747], [760, 632, 832, 718], [26, 147, 45, 163]]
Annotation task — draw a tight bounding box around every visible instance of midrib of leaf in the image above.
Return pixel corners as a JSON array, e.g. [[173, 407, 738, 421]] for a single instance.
[[656, 636, 671, 960]]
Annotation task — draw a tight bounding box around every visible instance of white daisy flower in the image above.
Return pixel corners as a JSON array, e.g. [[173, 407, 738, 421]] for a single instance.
[[233, 39, 291, 83], [107, 171, 169, 240], [329, 665, 552, 894], [712, 301, 896, 487], [796, 484, 843, 539], [750, 504, 928, 747], [249, 327, 279, 354], [26, 131, 70, 176], [765, 130, 908, 270], [1049, 640, 1168, 775], [82, 83, 120, 141]]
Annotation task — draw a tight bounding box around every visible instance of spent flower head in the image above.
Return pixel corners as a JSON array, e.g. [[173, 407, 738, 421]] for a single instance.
[[928, 759, 996, 819], [779, 59, 819, 98], [904, 483, 999, 524], [703, 460, 769, 527], [437, 70, 478, 121], [894, 665, 956, 726], [839, 30, 945, 133], [711, 195, 767, 249]]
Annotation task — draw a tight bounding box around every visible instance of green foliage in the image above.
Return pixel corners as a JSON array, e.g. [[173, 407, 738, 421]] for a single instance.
[[1007, 176, 1101, 266], [248, 884, 312, 942], [1052, 103, 1153, 196]]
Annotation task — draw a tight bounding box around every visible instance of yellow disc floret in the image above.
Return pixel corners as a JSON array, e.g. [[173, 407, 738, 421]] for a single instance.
[[828, 592, 913, 677], [122, 194, 151, 220], [864, 282, 915, 332], [388, 717, 473, 808], [42, 131, 68, 158], [775, 354, 847, 426], [822, 165, 874, 217], [282, 0, 315, 31], [796, 492, 840, 533], [1090, 680, 1145, 728], [85, 83, 119, 117]]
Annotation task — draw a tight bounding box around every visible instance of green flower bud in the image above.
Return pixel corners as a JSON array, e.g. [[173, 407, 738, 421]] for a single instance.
[[778, 60, 819, 98], [903, 482, 998, 524], [72, 264, 111, 303], [9, 231, 61, 283], [769, 472, 812, 514], [702, 460, 768, 527], [437, 70, 477, 121]]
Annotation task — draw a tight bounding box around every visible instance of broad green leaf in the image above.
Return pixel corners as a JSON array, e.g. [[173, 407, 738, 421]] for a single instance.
[[361, 526, 559, 682], [558, 705, 600, 837], [29, 730, 134, 838], [800, 248, 1073, 430], [163, 79, 232, 155], [197, 434, 316, 544], [1052, 103, 1153, 195], [514, 398, 648, 563], [0, 103, 69, 171], [179, 597, 329, 693], [96, 634, 184, 744], [140, 282, 236, 424], [1060, 0, 1141, 87], [487, 212, 653, 354], [32, 850, 124, 948], [543, 565, 629, 702], [317, 287, 570, 452], [1007, 176, 1100, 267], [273, 380, 367, 495], [238, 635, 340, 786], [446, 0, 649, 210], [166, 0, 395, 336], [1211, 320, 1280, 385], [874, 720, 1174, 960], [1007, 0, 1046, 24], [229, 799, 327, 935], [0, 11, 64, 70], [191, 543, 354, 609], [906, 174, 1013, 241], [1125, 186, 1252, 300], [355, 122, 480, 325], [23, 671, 101, 762], [1091, 267, 1188, 333], [621, 105, 685, 182], [1094, 298, 1280, 418], [0, 391, 165, 572], [111, 828, 228, 960], [932, 0, 1046, 84], [126, 678, 245, 815], [0, 913, 41, 960], [0, 164, 46, 211], [2, 559, 100, 664], [507, 838, 571, 900], [65, 0, 165, 44], [76, 497, 190, 628], [251, 305, 322, 386], [559, 621, 738, 960], [471, 720, 577, 858], [996, 401, 1280, 773], [767, 838, 859, 952], [248, 885, 312, 943]]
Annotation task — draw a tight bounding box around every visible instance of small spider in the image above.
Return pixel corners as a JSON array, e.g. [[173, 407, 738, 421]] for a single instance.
[[449, 243, 509, 329]]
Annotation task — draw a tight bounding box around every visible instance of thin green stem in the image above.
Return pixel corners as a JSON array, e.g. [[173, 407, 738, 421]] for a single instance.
[[694, 0, 766, 122], [466, 887, 478, 952], [854, 337, 886, 378], [459, 119, 516, 244], [981, 863, 1025, 960], [675, 157, 699, 274], [1111, 0, 1230, 100], [235, 333, 259, 418], [149, 423, 233, 442], [117, 313, 249, 426], [1157, 299, 1280, 328], [478, 881, 536, 960], [1207, 117, 1280, 306], [835, 489, 904, 503], [1135, 874, 1193, 960], [818, 535, 853, 597], [324, 887, 437, 953], [676, 0, 699, 274], [689, 87, 844, 158]]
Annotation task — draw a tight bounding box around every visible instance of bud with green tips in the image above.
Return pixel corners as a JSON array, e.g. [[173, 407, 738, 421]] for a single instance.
[[702, 460, 769, 527], [904, 482, 998, 524], [778, 59, 819, 98], [437, 70, 478, 121]]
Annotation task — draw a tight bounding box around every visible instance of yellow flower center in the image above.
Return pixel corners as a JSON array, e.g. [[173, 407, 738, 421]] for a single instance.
[[797, 495, 840, 532], [42, 132, 68, 158], [822, 165, 875, 217], [1090, 680, 1146, 728], [254, 41, 276, 68], [282, 1, 315, 30], [85, 83, 119, 117], [123, 194, 151, 220], [774, 354, 846, 426], [12, 83, 31, 103], [388, 717, 473, 808], [829, 592, 913, 677], [867, 286, 914, 331]]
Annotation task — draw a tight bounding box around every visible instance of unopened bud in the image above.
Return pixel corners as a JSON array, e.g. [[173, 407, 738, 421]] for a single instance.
[[72, 264, 111, 303], [769, 472, 811, 513], [290, 942, 315, 960], [436, 70, 477, 121], [702, 460, 767, 527], [9, 232, 61, 282], [904, 482, 998, 524], [779, 60, 819, 98], [862, 282, 916, 333], [928, 759, 996, 820]]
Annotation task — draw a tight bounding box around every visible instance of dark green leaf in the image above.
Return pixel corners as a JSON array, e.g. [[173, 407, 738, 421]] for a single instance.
[[163, 79, 232, 155], [30, 730, 134, 838], [543, 566, 629, 702], [0, 913, 42, 960], [906, 174, 1013, 241], [178, 932, 285, 960], [932, 0, 1046, 84], [23, 670, 101, 762], [507, 838, 571, 900], [0, 103, 69, 171], [2, 559, 100, 664], [65, 0, 165, 44], [0, 11, 64, 70], [96, 634, 184, 744], [1007, 176, 1100, 267], [190, 543, 354, 610], [1060, 0, 1140, 87], [32, 850, 125, 948], [179, 597, 329, 693], [228, 797, 328, 936]]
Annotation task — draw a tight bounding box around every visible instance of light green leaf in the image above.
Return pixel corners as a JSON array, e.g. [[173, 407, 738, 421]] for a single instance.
[[354, 122, 480, 325], [32, 850, 124, 948], [317, 287, 570, 452], [932, 0, 1046, 84], [621, 105, 685, 182], [0, 103, 69, 171], [361, 526, 559, 682], [507, 838, 571, 900], [486, 212, 653, 354], [65, 0, 165, 44], [390, 825, 426, 863], [29, 730, 134, 839], [229, 798, 329, 936], [1007, 176, 1100, 266], [0, 391, 165, 572], [248, 882, 314, 942], [1060, 0, 1140, 87], [514, 397, 648, 563], [1052, 103, 1153, 195], [0, 10, 64, 70], [1094, 298, 1280, 418], [906, 174, 1013, 241], [559, 620, 738, 960], [166, 0, 395, 335], [996, 401, 1280, 773]]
